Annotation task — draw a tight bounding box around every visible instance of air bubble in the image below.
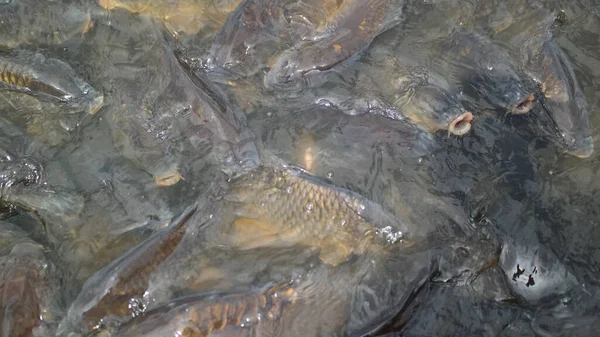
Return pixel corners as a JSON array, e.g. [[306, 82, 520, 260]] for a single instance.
[[377, 226, 403, 243], [128, 296, 147, 317], [306, 203, 313, 212], [327, 171, 334, 179], [286, 186, 293, 194]]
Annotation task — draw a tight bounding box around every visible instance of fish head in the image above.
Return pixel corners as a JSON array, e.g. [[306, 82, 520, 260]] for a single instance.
[[397, 85, 473, 136], [537, 40, 593, 158], [468, 61, 536, 115]]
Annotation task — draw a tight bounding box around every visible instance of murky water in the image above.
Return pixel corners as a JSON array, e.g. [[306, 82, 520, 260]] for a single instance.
[[0, 0, 599, 336]]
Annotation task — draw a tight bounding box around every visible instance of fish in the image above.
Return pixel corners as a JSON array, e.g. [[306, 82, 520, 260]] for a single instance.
[[0, 221, 60, 337], [209, 162, 409, 266], [265, 0, 402, 91], [97, 0, 242, 35], [86, 15, 258, 185], [315, 59, 475, 136], [536, 39, 593, 158], [0, 0, 93, 49], [435, 29, 536, 115], [208, 0, 344, 75], [380, 24, 536, 116], [492, 8, 593, 158], [56, 205, 198, 336], [0, 117, 84, 218], [112, 218, 500, 337], [0, 50, 103, 115], [112, 281, 296, 337]]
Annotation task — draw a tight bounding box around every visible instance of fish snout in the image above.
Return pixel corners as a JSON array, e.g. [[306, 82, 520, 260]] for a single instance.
[[511, 93, 536, 115], [448, 111, 474, 136]]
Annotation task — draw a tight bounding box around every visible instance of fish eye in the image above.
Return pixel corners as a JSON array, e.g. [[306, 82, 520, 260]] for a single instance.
[[456, 247, 470, 258], [561, 132, 576, 147]]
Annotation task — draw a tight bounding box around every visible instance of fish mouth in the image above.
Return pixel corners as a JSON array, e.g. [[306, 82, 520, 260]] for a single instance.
[[566, 136, 594, 158], [511, 94, 535, 115], [154, 169, 183, 187], [88, 94, 104, 115], [448, 112, 474, 136]]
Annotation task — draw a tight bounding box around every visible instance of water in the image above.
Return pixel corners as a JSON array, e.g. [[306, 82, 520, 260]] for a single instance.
[[0, 0, 599, 336]]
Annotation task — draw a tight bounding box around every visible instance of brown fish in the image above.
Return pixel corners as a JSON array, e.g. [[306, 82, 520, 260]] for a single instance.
[[210, 163, 408, 266], [98, 0, 242, 35], [113, 281, 297, 337], [0, 222, 59, 337], [57, 205, 198, 335], [0, 50, 103, 115]]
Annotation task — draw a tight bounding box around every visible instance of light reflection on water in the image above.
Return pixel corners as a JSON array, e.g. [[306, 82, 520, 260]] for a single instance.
[[0, 0, 599, 336]]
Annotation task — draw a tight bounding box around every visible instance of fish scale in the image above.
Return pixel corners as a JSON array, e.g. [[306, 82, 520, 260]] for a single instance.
[[221, 166, 403, 265], [113, 281, 296, 337], [0, 49, 103, 114]]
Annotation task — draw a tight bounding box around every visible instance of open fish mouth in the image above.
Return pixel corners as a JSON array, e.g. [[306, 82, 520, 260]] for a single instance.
[[511, 94, 535, 115], [154, 169, 183, 187], [448, 111, 474, 136]]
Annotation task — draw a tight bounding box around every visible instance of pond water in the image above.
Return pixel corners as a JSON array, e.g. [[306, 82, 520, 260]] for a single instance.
[[0, 0, 599, 336]]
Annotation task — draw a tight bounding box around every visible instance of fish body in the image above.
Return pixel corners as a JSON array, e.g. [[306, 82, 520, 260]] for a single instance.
[[98, 0, 242, 35], [0, 0, 92, 48], [0, 222, 60, 337], [0, 50, 103, 115], [265, 0, 401, 91], [57, 205, 198, 335], [84, 14, 258, 186], [111, 219, 500, 337], [113, 281, 296, 337], [213, 164, 408, 266], [311, 50, 474, 135], [0, 117, 83, 218], [209, 0, 346, 74]]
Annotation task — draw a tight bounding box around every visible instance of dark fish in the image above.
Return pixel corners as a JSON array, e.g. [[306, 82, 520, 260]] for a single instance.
[[438, 29, 536, 115], [57, 205, 198, 336], [537, 40, 593, 158], [0, 0, 92, 48], [173, 47, 260, 173], [0, 50, 103, 115], [384, 25, 536, 116], [264, 0, 401, 91], [315, 58, 474, 136], [493, 8, 593, 158], [208, 0, 343, 75]]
